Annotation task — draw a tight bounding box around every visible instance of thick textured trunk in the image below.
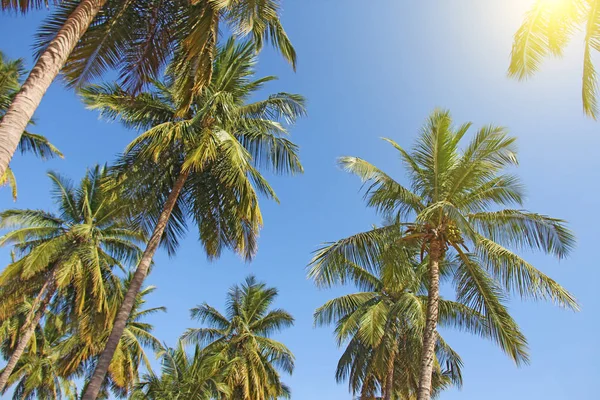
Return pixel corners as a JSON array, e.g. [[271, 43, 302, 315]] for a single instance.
[[416, 240, 443, 400], [82, 171, 189, 400], [0, 275, 57, 392], [383, 346, 396, 400], [0, 0, 107, 179]]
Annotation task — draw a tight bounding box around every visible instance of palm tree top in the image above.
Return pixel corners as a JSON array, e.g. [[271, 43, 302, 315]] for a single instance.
[[0, 166, 145, 316], [188, 275, 295, 342], [310, 109, 578, 368], [1, 166, 142, 243], [338, 109, 574, 259], [81, 38, 306, 261], [181, 276, 295, 399]]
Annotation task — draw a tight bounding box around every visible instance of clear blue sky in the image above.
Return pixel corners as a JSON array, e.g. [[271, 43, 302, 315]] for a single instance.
[[1, 0, 599, 399]]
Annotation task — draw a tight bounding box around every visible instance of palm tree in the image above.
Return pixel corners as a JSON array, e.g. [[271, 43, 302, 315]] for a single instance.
[[182, 276, 294, 400], [0, 166, 144, 392], [0, 293, 77, 399], [0, 0, 296, 183], [0, 276, 163, 399], [58, 277, 165, 398], [80, 38, 305, 399], [310, 109, 578, 400], [2, 312, 78, 400], [311, 240, 467, 400], [509, 0, 600, 118], [0, 51, 62, 200], [131, 341, 233, 400]]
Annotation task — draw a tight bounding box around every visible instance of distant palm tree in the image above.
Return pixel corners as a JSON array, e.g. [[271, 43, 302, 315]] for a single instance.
[[2, 312, 78, 400], [132, 341, 233, 400], [0, 276, 162, 399], [0, 0, 296, 186], [80, 38, 305, 399], [58, 277, 165, 398], [311, 239, 466, 400], [0, 166, 143, 392], [0, 51, 62, 200], [182, 276, 294, 400], [311, 109, 578, 400], [509, 0, 600, 118]]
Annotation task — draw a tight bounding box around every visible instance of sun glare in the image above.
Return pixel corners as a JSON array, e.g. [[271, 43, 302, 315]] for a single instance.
[[538, 0, 572, 12]]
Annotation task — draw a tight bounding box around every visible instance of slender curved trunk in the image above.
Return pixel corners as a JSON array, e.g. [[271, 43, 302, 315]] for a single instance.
[[383, 346, 396, 400], [82, 170, 189, 400], [0, 274, 57, 392], [0, 0, 108, 179], [416, 240, 443, 400]]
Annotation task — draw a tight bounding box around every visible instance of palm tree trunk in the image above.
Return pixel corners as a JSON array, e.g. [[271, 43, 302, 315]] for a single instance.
[[416, 240, 443, 400], [0, 0, 108, 179], [383, 347, 396, 400], [82, 170, 189, 400], [0, 274, 57, 392]]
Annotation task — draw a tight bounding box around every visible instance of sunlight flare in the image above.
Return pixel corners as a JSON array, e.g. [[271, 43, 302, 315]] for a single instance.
[[537, 0, 572, 11]]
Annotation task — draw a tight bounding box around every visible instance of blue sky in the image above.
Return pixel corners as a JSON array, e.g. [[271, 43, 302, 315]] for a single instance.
[[1, 0, 599, 399]]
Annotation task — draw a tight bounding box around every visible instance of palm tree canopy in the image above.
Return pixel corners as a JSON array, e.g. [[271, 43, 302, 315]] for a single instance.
[[310, 109, 578, 367], [132, 341, 232, 400], [2, 312, 78, 400], [0, 275, 163, 399], [81, 38, 305, 261], [182, 276, 294, 400], [33, 0, 296, 110], [509, 0, 600, 118], [0, 166, 144, 323]]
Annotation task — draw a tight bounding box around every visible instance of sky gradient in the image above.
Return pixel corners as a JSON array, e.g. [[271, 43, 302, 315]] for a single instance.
[[1, 0, 599, 398]]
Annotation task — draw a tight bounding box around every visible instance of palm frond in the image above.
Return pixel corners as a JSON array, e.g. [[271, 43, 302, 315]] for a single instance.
[[338, 155, 424, 217], [469, 209, 575, 258], [18, 131, 63, 160], [475, 235, 578, 309], [509, 0, 581, 79], [0, 166, 17, 201], [309, 226, 399, 289], [583, 0, 600, 118], [453, 252, 530, 365]]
